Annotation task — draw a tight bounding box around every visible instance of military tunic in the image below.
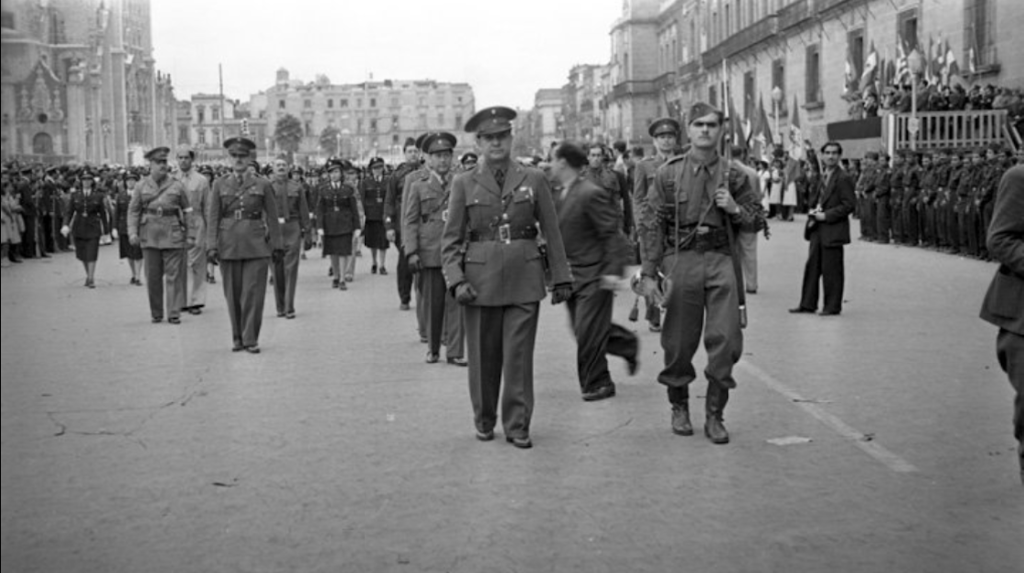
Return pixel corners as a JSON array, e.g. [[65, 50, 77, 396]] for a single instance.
[[360, 175, 389, 251], [385, 161, 422, 306], [176, 169, 211, 310], [64, 189, 111, 262], [129, 175, 194, 321], [270, 177, 310, 316], [316, 182, 361, 256]]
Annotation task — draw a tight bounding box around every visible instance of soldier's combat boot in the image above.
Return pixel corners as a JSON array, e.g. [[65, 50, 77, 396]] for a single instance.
[[671, 403, 693, 436], [704, 383, 730, 445]]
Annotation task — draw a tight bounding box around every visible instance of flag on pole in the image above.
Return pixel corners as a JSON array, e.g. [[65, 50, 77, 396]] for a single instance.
[[895, 36, 909, 85], [752, 94, 773, 162], [967, 35, 978, 75], [726, 90, 747, 153], [860, 42, 878, 92], [844, 42, 857, 96], [789, 95, 803, 160], [943, 39, 960, 84]]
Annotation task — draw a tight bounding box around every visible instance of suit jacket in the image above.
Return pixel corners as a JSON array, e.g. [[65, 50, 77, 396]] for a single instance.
[[402, 169, 449, 268], [176, 170, 210, 250], [384, 161, 422, 232], [556, 176, 629, 289], [65, 189, 110, 239], [807, 166, 856, 247], [128, 175, 194, 249], [270, 177, 310, 248], [441, 161, 573, 306], [205, 172, 283, 260], [980, 165, 1024, 335]]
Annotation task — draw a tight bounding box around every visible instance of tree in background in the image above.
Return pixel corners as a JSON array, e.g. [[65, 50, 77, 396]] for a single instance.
[[274, 114, 303, 163], [320, 126, 340, 157]]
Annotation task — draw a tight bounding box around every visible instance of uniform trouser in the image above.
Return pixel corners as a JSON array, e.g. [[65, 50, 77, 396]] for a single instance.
[[995, 329, 1024, 470], [20, 215, 37, 257], [658, 250, 742, 391], [421, 268, 449, 356], [965, 206, 979, 256], [949, 202, 961, 251], [980, 202, 995, 257], [443, 289, 465, 359], [187, 243, 207, 309], [273, 223, 303, 315], [566, 281, 638, 393], [395, 228, 413, 305], [464, 302, 540, 439], [737, 230, 758, 293], [903, 197, 919, 245], [798, 233, 845, 314], [891, 200, 903, 243], [40, 214, 54, 253], [143, 247, 186, 320], [875, 197, 891, 243], [220, 257, 270, 348], [858, 195, 873, 239]]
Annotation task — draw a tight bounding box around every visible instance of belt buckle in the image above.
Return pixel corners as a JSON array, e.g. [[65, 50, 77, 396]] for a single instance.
[[156, 207, 164, 217], [234, 209, 243, 220], [498, 224, 511, 244]]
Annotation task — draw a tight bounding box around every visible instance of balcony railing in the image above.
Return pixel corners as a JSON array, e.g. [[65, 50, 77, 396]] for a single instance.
[[610, 80, 656, 100], [677, 60, 699, 79], [815, 0, 856, 14], [653, 72, 676, 92], [702, 15, 777, 69], [884, 109, 1008, 152], [777, 0, 810, 31]]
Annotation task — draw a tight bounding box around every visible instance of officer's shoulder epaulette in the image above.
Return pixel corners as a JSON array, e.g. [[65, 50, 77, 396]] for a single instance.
[[408, 169, 430, 183], [664, 154, 687, 166]]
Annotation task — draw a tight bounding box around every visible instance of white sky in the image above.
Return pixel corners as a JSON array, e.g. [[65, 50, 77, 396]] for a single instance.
[[151, 0, 622, 109]]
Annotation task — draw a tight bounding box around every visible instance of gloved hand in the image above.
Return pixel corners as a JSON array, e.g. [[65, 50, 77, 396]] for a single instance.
[[303, 236, 313, 251], [272, 249, 284, 263], [129, 234, 140, 247], [550, 283, 573, 305], [317, 228, 324, 237], [207, 249, 220, 266], [386, 229, 396, 243], [111, 229, 119, 240], [60, 225, 70, 238], [454, 282, 477, 304], [407, 253, 422, 273]]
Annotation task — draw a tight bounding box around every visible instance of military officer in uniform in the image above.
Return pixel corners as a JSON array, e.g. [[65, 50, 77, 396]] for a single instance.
[[316, 159, 362, 290], [128, 147, 196, 324], [61, 168, 111, 288], [206, 137, 284, 353], [385, 138, 422, 309], [402, 132, 466, 366], [175, 144, 211, 315], [633, 117, 681, 332], [637, 102, 764, 444], [873, 152, 892, 244], [269, 156, 310, 319], [441, 106, 574, 449], [361, 157, 390, 274]]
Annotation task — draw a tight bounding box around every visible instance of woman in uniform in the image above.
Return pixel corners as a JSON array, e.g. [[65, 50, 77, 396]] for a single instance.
[[360, 157, 390, 274], [61, 169, 111, 288], [111, 171, 144, 285], [317, 159, 362, 290]]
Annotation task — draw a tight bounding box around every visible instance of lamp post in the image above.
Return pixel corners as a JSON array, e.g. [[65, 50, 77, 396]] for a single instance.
[[908, 48, 925, 151], [771, 86, 783, 153]]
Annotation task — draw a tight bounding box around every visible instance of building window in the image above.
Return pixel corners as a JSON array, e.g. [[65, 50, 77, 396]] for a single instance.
[[357, 119, 363, 133], [848, 30, 865, 86], [391, 97, 400, 107], [805, 44, 821, 104], [328, 99, 334, 108], [370, 119, 377, 132], [708, 85, 718, 109], [743, 70, 755, 122], [455, 115, 463, 129], [341, 99, 349, 108], [1, 11, 14, 29], [178, 125, 189, 143], [418, 114, 427, 130], [197, 129, 206, 145], [303, 99, 312, 109], [278, 100, 285, 109], [212, 107, 220, 122], [196, 106, 205, 124], [357, 99, 363, 108], [392, 134, 400, 145], [304, 121, 311, 136], [964, 0, 996, 68], [391, 115, 400, 131], [897, 9, 919, 51], [370, 98, 376, 108]]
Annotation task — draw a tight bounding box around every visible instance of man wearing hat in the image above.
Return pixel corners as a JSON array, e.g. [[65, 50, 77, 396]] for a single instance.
[[873, 152, 892, 244], [402, 132, 466, 365], [205, 137, 284, 353], [175, 144, 211, 315], [633, 116, 681, 332], [856, 151, 879, 242], [269, 156, 310, 319], [441, 106, 574, 448], [385, 138, 424, 311], [637, 102, 764, 444], [128, 147, 196, 323], [460, 152, 478, 171]]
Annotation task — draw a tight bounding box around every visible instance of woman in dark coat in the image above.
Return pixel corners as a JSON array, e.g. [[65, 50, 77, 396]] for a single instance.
[[360, 157, 390, 274], [61, 169, 111, 288], [111, 171, 144, 285], [316, 159, 362, 290]]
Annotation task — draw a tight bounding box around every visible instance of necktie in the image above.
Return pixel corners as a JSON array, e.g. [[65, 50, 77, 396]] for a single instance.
[[494, 169, 505, 190]]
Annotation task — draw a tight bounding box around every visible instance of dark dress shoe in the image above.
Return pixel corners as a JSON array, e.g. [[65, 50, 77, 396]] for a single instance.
[[332, 279, 340, 288], [245, 345, 261, 354], [671, 404, 694, 436], [232, 344, 244, 352], [425, 352, 439, 364], [788, 307, 815, 314], [582, 384, 616, 402], [475, 429, 495, 441], [190, 308, 203, 315], [286, 312, 296, 319], [447, 356, 468, 366], [419, 335, 428, 343], [152, 317, 163, 324], [399, 303, 410, 310], [818, 310, 841, 316], [506, 435, 533, 449], [168, 317, 181, 325], [649, 323, 662, 332], [338, 281, 347, 291], [277, 312, 286, 318], [379, 267, 388, 275], [371, 264, 378, 274]]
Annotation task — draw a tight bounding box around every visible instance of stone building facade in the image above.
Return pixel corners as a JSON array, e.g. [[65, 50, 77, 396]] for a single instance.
[[1, 0, 177, 165]]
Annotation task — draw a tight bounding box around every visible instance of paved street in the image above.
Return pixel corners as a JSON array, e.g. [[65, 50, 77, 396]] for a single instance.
[[2, 218, 1020, 573]]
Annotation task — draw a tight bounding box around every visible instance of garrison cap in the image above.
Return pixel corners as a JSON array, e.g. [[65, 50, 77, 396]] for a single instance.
[[465, 106, 516, 135], [144, 146, 170, 161], [422, 132, 457, 154], [687, 102, 723, 124], [223, 136, 257, 155], [415, 133, 429, 152], [648, 117, 681, 137], [368, 157, 385, 169]]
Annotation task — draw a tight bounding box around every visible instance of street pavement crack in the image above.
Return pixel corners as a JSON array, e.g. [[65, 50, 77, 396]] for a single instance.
[[572, 417, 634, 444]]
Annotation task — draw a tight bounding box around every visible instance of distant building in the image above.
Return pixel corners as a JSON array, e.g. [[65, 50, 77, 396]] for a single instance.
[[261, 69, 476, 164], [1, 0, 177, 165], [177, 93, 268, 162]]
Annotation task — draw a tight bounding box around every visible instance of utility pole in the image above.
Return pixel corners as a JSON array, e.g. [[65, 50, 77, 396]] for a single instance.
[[219, 64, 227, 146]]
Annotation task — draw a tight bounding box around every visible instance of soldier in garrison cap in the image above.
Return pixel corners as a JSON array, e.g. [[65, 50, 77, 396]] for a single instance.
[[385, 137, 424, 311], [205, 136, 284, 353], [128, 146, 196, 323], [441, 106, 574, 449], [61, 167, 112, 288], [856, 151, 879, 242], [634, 116, 683, 332], [174, 144, 211, 315], [402, 132, 466, 365], [637, 101, 765, 444]]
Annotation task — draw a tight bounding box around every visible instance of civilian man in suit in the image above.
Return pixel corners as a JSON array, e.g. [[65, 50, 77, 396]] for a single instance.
[[385, 138, 422, 310], [441, 106, 573, 448], [979, 164, 1024, 484], [790, 141, 857, 316], [269, 156, 310, 319], [129, 147, 196, 324], [403, 132, 466, 366], [551, 141, 637, 402], [175, 145, 210, 315], [206, 137, 284, 353]]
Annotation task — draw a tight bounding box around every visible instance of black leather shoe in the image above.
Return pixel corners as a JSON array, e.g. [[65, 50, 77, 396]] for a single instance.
[[818, 310, 841, 316], [419, 335, 428, 343], [152, 317, 163, 324], [245, 345, 261, 354], [447, 356, 468, 366], [168, 317, 181, 325], [286, 311, 296, 319], [399, 303, 410, 310], [671, 404, 694, 436], [582, 384, 616, 402], [475, 429, 495, 441], [332, 279, 340, 289], [277, 312, 286, 318], [788, 307, 815, 314], [425, 352, 439, 364], [379, 267, 388, 275], [506, 435, 533, 449], [232, 343, 244, 352]]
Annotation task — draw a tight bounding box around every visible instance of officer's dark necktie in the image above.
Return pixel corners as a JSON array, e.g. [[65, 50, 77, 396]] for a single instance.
[[494, 169, 505, 191]]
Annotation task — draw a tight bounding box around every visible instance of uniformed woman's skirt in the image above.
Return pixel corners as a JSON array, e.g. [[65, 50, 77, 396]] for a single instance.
[[323, 233, 353, 256], [74, 237, 100, 262], [362, 220, 389, 250], [118, 233, 143, 260]]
